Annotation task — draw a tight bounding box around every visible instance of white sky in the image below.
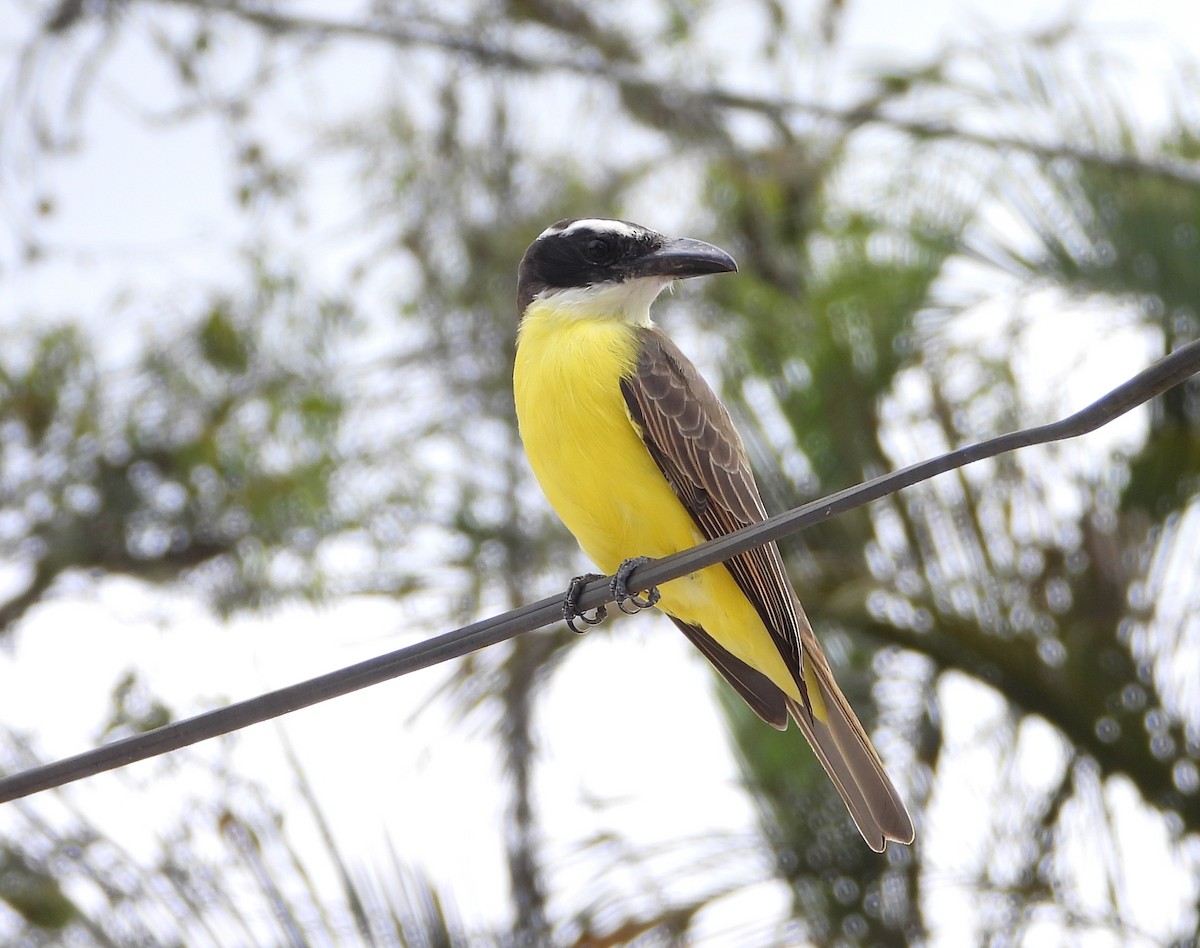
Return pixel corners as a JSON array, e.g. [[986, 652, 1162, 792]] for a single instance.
[[2, 1, 1199, 944]]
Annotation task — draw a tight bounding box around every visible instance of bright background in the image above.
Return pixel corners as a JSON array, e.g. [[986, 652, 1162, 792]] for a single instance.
[[2, 1, 1199, 945]]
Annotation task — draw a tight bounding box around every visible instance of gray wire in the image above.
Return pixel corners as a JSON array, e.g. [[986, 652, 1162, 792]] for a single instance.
[[2, 338, 1198, 804]]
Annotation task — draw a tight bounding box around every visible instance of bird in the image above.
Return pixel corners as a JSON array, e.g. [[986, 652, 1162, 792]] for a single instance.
[[512, 217, 914, 851]]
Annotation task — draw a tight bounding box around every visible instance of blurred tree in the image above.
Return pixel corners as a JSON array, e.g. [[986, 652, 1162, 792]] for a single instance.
[[2, 0, 1199, 945], [0, 264, 356, 632]]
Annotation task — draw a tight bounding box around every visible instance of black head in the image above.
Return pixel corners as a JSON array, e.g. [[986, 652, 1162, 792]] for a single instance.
[[516, 218, 737, 317]]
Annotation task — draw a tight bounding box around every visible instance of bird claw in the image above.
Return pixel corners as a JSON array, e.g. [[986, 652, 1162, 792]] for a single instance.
[[611, 556, 660, 615], [562, 559, 660, 632], [563, 573, 607, 634]]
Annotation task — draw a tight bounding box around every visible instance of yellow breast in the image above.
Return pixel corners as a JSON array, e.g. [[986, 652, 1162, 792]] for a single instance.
[[513, 302, 799, 698], [514, 305, 703, 572]]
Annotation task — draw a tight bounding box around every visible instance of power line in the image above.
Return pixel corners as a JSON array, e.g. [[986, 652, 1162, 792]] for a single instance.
[[1, 338, 1199, 804]]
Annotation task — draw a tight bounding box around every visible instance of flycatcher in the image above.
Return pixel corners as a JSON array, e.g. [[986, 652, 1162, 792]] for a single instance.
[[513, 218, 913, 851]]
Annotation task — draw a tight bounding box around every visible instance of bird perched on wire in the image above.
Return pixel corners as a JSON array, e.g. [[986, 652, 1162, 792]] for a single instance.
[[513, 218, 913, 851]]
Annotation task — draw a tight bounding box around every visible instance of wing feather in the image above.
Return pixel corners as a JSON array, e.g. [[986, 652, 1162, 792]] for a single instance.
[[670, 617, 788, 729], [620, 328, 804, 687], [620, 326, 915, 850]]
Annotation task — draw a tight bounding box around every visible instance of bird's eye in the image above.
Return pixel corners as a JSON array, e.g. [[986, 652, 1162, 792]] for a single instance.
[[583, 237, 612, 263]]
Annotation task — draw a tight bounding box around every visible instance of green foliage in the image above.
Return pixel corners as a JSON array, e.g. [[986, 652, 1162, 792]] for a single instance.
[[1020, 152, 1200, 518], [0, 847, 77, 930], [0, 265, 354, 631], [198, 303, 251, 375], [100, 670, 174, 738]]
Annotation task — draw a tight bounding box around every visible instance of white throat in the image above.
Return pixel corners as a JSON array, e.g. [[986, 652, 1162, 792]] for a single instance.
[[534, 276, 672, 328]]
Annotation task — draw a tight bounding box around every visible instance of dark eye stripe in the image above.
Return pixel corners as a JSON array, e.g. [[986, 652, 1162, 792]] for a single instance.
[[517, 219, 663, 313]]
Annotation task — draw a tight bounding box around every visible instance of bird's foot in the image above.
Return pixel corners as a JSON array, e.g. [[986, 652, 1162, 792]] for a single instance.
[[563, 573, 607, 634], [612, 556, 661, 615]]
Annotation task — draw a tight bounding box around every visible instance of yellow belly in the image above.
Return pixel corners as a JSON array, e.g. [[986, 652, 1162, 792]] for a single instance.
[[514, 305, 799, 698]]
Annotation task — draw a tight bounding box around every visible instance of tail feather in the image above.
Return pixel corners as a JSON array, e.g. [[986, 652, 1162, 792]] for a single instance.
[[667, 615, 914, 851], [785, 680, 914, 852]]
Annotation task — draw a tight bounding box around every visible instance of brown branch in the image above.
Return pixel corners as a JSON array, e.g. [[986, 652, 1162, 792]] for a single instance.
[[154, 0, 1200, 188]]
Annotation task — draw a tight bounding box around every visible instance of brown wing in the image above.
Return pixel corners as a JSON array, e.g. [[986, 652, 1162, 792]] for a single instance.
[[619, 327, 805, 697], [622, 327, 915, 850], [670, 617, 788, 728]]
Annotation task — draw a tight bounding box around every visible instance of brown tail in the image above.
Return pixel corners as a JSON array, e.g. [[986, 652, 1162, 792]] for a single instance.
[[785, 659, 914, 851], [671, 615, 914, 850]]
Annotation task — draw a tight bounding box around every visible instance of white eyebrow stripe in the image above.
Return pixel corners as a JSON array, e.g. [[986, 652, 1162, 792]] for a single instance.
[[537, 218, 650, 241]]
